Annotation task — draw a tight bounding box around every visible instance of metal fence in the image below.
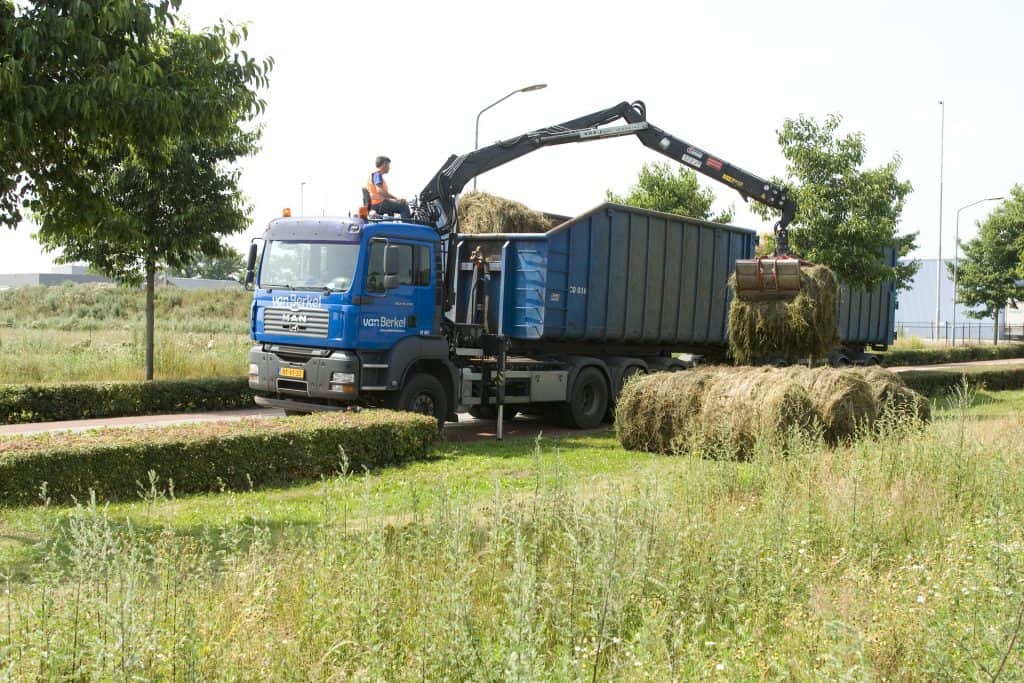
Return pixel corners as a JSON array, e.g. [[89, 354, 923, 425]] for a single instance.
[[895, 322, 1024, 345]]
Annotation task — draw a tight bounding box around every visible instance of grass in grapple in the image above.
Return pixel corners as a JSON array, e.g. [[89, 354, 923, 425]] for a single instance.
[[456, 191, 553, 233], [728, 264, 840, 364], [0, 410, 437, 505], [0, 377, 251, 425], [616, 365, 927, 458]]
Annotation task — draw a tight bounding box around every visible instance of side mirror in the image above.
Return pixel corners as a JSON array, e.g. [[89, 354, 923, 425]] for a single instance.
[[245, 243, 258, 289], [383, 274, 399, 290]]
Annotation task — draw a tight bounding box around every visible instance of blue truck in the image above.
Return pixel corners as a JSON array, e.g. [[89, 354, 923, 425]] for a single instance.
[[245, 101, 896, 430]]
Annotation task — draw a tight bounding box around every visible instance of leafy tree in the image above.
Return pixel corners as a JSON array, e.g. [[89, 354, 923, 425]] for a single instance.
[[166, 245, 246, 280], [752, 114, 918, 291], [607, 162, 734, 223], [950, 189, 1024, 344], [0, 0, 192, 228], [33, 24, 270, 380]]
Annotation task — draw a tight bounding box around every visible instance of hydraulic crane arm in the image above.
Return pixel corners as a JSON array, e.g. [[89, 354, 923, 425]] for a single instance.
[[415, 100, 797, 254]]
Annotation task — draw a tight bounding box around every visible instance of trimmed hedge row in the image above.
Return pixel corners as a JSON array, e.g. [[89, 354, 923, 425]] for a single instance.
[[881, 343, 1024, 368], [0, 410, 437, 506], [898, 365, 1024, 397], [0, 378, 252, 425]]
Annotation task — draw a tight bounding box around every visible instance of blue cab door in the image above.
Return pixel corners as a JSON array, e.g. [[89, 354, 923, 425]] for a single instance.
[[356, 237, 435, 349]]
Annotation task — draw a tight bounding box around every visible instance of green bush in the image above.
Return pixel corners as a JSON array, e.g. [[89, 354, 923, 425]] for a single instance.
[[0, 410, 437, 506], [0, 378, 252, 424], [881, 343, 1024, 367], [898, 364, 1024, 397]]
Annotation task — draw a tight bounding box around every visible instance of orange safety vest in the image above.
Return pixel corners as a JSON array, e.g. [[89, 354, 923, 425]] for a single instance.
[[367, 170, 388, 206]]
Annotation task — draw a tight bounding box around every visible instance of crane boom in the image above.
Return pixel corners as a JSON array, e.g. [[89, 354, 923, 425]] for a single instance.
[[415, 100, 796, 254]]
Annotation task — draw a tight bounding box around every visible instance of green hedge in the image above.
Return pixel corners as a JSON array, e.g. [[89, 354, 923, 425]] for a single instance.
[[881, 343, 1024, 367], [0, 410, 437, 506], [898, 365, 1024, 397], [0, 378, 252, 425]]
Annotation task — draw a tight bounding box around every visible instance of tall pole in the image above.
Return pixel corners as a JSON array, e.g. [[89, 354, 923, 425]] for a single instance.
[[934, 100, 945, 341], [951, 196, 1004, 345], [300, 181, 306, 216], [473, 83, 547, 191]]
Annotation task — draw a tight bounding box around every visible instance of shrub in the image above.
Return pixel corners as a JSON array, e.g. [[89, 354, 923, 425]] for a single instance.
[[0, 378, 252, 424], [898, 365, 1024, 397], [880, 343, 1024, 367], [0, 410, 438, 505]]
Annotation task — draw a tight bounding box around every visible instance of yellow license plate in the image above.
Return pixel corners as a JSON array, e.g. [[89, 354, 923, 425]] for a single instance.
[[279, 367, 305, 379]]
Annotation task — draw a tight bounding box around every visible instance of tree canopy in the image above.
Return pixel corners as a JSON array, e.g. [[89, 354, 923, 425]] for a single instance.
[[752, 114, 918, 291], [607, 162, 734, 224], [950, 187, 1024, 341], [11, 3, 272, 378]]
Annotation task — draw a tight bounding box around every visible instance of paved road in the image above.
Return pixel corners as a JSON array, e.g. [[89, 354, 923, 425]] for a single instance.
[[888, 358, 1024, 373], [0, 407, 597, 442]]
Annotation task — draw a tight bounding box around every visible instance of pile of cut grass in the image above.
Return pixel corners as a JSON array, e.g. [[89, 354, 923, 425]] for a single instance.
[[728, 264, 840, 364], [616, 365, 927, 458], [456, 191, 553, 234]]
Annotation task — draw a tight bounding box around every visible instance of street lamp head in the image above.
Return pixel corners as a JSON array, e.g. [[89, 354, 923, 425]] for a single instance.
[[520, 83, 547, 93]]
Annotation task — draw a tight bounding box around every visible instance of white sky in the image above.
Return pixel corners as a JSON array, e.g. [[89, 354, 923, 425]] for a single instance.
[[3, 0, 1022, 273]]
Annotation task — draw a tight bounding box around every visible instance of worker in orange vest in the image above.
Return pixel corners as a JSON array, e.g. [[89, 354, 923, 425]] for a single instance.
[[367, 156, 411, 220]]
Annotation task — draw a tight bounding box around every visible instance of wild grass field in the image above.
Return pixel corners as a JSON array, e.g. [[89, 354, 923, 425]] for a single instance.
[[0, 284, 251, 383], [1, 388, 1022, 680]]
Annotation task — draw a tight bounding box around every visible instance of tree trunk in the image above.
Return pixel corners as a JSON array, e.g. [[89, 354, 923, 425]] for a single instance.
[[145, 260, 156, 381], [993, 308, 999, 346]]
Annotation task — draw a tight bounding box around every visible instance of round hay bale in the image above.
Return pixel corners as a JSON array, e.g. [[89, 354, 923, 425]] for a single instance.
[[696, 367, 816, 459], [615, 369, 713, 454], [786, 367, 877, 443], [456, 192, 553, 234], [616, 366, 818, 459], [850, 366, 931, 423], [728, 264, 840, 365]]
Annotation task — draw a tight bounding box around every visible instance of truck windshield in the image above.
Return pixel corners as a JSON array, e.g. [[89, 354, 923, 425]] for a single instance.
[[259, 241, 360, 292]]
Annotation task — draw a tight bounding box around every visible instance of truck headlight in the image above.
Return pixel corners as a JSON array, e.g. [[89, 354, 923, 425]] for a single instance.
[[331, 372, 355, 384], [248, 363, 259, 382]]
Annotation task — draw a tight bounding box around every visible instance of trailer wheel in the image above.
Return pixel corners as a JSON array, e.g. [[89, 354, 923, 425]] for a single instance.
[[390, 373, 449, 426], [562, 367, 609, 429]]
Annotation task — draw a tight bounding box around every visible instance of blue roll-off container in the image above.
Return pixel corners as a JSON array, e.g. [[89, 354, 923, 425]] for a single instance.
[[454, 203, 757, 352], [454, 203, 897, 353]]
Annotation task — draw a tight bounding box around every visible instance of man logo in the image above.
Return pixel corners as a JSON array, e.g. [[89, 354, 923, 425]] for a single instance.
[[283, 312, 307, 331]]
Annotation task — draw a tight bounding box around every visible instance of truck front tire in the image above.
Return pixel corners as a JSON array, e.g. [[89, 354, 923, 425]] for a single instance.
[[391, 373, 449, 426], [562, 367, 609, 429]]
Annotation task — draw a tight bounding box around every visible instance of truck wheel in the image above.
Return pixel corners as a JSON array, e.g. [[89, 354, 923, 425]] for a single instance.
[[562, 367, 609, 429], [391, 373, 449, 426]]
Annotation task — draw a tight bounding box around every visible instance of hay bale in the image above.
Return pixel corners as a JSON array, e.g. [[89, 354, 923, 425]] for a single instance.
[[696, 367, 817, 458], [728, 264, 840, 364], [615, 369, 712, 454], [456, 192, 554, 234], [785, 366, 877, 443], [851, 366, 931, 423], [616, 367, 816, 459]]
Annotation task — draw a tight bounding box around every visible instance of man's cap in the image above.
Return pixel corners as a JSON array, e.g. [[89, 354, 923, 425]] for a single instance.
[[375, 156, 391, 167]]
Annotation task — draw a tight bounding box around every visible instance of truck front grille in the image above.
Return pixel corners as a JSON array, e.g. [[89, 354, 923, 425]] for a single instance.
[[264, 307, 330, 338]]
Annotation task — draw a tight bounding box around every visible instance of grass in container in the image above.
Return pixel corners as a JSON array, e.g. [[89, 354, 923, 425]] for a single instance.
[[728, 264, 840, 365], [456, 191, 553, 234]]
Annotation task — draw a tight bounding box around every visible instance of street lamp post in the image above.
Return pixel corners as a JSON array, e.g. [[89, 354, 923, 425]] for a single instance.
[[951, 196, 1004, 345], [300, 181, 306, 216], [934, 99, 945, 341], [473, 83, 547, 191]]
